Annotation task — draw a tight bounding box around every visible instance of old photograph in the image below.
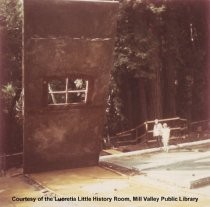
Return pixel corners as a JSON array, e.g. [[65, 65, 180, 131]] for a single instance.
[[0, 0, 210, 206]]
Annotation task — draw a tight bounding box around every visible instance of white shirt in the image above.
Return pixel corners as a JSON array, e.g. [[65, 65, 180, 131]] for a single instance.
[[153, 123, 162, 137], [162, 127, 170, 142]]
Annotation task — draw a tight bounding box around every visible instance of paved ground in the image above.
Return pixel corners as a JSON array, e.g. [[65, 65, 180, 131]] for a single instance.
[[101, 139, 210, 196], [0, 139, 210, 207]]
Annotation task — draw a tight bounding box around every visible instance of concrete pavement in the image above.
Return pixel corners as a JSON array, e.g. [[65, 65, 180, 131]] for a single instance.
[[0, 139, 210, 207], [1, 167, 210, 207], [101, 139, 210, 194]]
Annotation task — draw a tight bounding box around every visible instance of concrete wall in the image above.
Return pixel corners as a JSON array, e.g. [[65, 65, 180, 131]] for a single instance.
[[23, 0, 118, 173]]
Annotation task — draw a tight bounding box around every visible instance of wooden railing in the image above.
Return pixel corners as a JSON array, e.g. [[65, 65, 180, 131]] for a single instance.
[[0, 152, 23, 175], [1, 118, 210, 171], [104, 117, 189, 147], [190, 120, 210, 132], [145, 117, 188, 143]]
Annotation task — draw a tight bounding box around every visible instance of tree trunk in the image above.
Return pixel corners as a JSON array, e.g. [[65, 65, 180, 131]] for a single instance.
[[138, 78, 147, 123], [154, 66, 162, 119], [123, 77, 133, 129]]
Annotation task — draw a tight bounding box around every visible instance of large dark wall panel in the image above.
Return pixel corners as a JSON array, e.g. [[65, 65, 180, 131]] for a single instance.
[[23, 0, 118, 173]]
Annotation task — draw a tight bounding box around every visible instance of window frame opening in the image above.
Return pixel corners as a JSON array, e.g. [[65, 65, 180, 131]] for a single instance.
[[43, 75, 92, 108]]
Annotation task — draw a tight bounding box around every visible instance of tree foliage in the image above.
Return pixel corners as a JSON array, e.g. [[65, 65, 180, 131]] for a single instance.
[[0, 0, 23, 153], [0, 0, 22, 111], [0, 0, 208, 139], [106, 0, 208, 135]]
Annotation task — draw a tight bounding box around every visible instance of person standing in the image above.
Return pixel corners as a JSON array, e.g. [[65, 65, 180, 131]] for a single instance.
[[161, 123, 171, 152], [153, 119, 162, 147]]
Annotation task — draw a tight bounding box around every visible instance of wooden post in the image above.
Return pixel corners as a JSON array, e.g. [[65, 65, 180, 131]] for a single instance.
[[145, 122, 148, 144]]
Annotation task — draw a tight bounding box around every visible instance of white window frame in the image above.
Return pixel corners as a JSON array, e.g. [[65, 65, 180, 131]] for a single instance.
[[48, 78, 88, 105]]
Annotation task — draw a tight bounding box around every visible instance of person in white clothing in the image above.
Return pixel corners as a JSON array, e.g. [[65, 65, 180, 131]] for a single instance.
[[153, 119, 163, 147], [161, 123, 170, 152]]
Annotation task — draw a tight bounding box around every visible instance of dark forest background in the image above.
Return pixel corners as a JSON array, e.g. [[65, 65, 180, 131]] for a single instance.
[[105, 0, 209, 135], [0, 0, 209, 153]]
